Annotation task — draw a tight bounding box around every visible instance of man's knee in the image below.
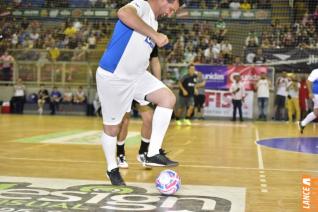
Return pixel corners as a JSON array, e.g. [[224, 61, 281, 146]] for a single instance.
[[103, 125, 120, 137], [162, 91, 176, 108]]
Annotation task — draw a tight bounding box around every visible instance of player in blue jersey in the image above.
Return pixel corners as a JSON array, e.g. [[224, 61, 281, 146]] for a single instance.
[[299, 68, 318, 134], [96, 0, 184, 185]]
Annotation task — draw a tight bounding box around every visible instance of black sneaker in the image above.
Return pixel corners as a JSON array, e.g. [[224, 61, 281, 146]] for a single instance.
[[159, 148, 167, 156], [106, 168, 126, 186], [144, 154, 179, 167], [298, 121, 305, 134]]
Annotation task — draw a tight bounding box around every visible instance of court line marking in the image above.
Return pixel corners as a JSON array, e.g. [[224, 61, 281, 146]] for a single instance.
[[255, 128, 264, 170], [1, 156, 318, 173], [255, 126, 268, 193], [184, 140, 192, 146]]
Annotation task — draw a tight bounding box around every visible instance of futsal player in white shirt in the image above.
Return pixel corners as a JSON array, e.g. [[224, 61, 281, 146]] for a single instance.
[[96, 0, 183, 185]]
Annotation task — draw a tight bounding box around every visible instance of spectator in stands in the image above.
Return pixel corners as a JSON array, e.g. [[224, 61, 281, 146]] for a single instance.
[[93, 91, 101, 116], [11, 78, 26, 114], [48, 44, 60, 62], [73, 86, 86, 104], [301, 11, 311, 27], [11, 32, 18, 48], [240, 0, 251, 10], [62, 86, 73, 103], [256, 72, 271, 120], [282, 29, 295, 47], [229, 0, 241, 19], [0, 50, 15, 81], [37, 84, 50, 115], [253, 48, 266, 64], [215, 17, 227, 41], [271, 19, 283, 40], [221, 39, 233, 64], [245, 31, 259, 47], [89, 0, 98, 7], [233, 56, 242, 66], [261, 38, 273, 49], [273, 72, 288, 121], [313, 6, 318, 31], [230, 73, 245, 122], [229, 0, 240, 10], [286, 74, 300, 122], [87, 33, 97, 49], [64, 22, 77, 38], [220, 0, 230, 8], [50, 86, 62, 115]]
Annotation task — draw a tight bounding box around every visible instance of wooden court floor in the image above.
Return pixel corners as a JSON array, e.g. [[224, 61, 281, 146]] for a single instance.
[[0, 114, 317, 212]]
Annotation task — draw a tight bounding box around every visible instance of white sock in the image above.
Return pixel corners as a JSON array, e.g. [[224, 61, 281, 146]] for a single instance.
[[141, 137, 150, 143], [117, 140, 125, 145], [101, 132, 118, 172], [301, 112, 317, 127], [147, 107, 173, 157]]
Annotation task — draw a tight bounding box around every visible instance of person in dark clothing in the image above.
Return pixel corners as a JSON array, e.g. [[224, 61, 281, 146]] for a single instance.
[[11, 78, 26, 114], [175, 63, 197, 125], [50, 86, 62, 115], [37, 84, 50, 115]]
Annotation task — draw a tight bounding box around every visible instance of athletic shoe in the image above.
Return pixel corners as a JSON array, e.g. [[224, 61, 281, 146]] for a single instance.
[[183, 119, 192, 126], [159, 148, 167, 156], [144, 154, 179, 167], [137, 149, 166, 165], [106, 167, 126, 186], [137, 152, 146, 164], [176, 120, 182, 126], [298, 121, 305, 134], [117, 155, 128, 169]]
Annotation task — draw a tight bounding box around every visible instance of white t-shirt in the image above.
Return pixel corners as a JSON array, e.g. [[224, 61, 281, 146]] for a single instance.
[[14, 85, 25, 97], [276, 77, 288, 96], [257, 79, 270, 98], [99, 0, 158, 81], [230, 81, 245, 100]]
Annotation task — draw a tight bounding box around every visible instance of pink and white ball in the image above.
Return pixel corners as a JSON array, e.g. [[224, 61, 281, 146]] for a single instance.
[[156, 170, 181, 195]]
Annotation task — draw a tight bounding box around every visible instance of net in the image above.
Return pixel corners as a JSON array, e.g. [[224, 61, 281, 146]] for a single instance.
[[0, 0, 317, 86]]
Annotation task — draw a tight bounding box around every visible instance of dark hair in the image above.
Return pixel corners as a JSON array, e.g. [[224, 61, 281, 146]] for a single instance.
[[168, 0, 185, 6]]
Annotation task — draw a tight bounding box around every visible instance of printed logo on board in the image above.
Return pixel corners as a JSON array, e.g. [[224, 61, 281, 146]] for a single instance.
[[0, 177, 246, 212], [302, 175, 318, 211]]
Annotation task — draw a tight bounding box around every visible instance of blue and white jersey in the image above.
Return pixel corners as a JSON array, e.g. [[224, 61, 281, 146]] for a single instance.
[[99, 0, 158, 81], [308, 68, 318, 94]]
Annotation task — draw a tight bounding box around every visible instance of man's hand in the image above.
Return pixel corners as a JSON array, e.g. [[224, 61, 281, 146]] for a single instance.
[[182, 90, 188, 96], [153, 32, 169, 47]]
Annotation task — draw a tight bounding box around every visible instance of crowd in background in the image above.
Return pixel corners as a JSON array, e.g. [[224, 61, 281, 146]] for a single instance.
[[0, 17, 113, 60], [245, 10, 318, 49], [0, 0, 316, 121], [3, 0, 271, 9]]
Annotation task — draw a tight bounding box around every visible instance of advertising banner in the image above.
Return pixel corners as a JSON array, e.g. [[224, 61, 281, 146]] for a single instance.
[[195, 65, 267, 91], [204, 90, 254, 118], [195, 65, 228, 90], [227, 66, 267, 91]]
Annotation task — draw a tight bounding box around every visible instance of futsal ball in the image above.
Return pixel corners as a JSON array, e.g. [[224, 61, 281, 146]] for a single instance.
[[156, 169, 181, 195]]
